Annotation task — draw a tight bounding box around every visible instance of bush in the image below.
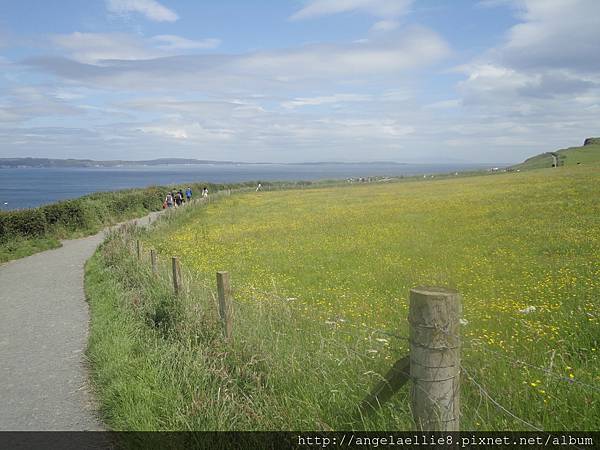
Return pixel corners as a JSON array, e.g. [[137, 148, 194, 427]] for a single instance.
[[0, 179, 296, 260], [0, 208, 47, 241], [42, 199, 100, 232], [0, 215, 6, 243]]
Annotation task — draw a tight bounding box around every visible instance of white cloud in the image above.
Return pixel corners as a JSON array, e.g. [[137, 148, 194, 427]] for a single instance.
[[237, 27, 449, 80], [290, 0, 413, 20], [455, 0, 600, 110], [17, 2, 599, 163], [456, 0, 600, 113], [106, 0, 178, 22], [424, 99, 461, 109], [32, 26, 449, 91], [51, 32, 158, 64], [477, 0, 516, 8], [51, 32, 220, 64], [12, 23, 454, 160], [448, 20, 600, 161], [0, 86, 85, 125], [119, 98, 265, 118], [138, 125, 189, 139], [151, 35, 221, 51], [370, 20, 401, 32], [499, 0, 600, 72], [282, 94, 372, 109]]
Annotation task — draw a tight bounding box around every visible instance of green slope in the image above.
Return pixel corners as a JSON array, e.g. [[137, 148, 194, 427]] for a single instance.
[[512, 138, 600, 170]]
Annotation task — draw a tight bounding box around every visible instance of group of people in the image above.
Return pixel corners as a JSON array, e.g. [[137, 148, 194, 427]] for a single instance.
[[164, 186, 207, 209], [163, 183, 266, 208]]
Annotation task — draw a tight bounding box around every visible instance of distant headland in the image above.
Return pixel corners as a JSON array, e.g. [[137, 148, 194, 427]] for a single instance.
[[0, 158, 410, 169]]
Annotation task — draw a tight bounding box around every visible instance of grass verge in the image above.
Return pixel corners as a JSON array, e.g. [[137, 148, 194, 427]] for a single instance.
[[85, 228, 411, 437], [0, 236, 61, 264], [86, 165, 599, 433]]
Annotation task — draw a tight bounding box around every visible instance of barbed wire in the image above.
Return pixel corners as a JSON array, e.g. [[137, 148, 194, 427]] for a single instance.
[[126, 247, 600, 395], [326, 316, 411, 342], [461, 365, 543, 431], [464, 342, 600, 393], [418, 318, 600, 393], [120, 208, 600, 398], [121, 238, 600, 392]]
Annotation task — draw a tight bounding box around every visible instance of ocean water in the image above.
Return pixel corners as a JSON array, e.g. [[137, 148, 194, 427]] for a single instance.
[[0, 163, 494, 211]]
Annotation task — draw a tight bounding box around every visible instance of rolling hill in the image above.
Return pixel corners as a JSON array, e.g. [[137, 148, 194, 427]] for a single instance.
[[511, 137, 600, 170]]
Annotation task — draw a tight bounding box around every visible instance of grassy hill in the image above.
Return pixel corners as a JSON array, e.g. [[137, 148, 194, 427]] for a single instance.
[[511, 138, 600, 170], [86, 164, 600, 434]]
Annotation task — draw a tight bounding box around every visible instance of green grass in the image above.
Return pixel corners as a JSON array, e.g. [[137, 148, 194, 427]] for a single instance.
[[0, 180, 310, 265], [512, 142, 600, 170], [86, 165, 600, 432], [0, 236, 61, 264], [86, 234, 405, 435]]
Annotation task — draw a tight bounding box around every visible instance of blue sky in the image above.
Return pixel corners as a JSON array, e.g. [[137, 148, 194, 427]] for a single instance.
[[1, 0, 599, 163]]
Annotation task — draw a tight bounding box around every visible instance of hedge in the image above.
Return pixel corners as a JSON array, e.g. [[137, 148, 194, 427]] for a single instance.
[[0, 180, 307, 244]]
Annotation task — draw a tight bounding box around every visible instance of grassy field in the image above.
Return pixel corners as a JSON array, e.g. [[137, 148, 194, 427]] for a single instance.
[[0, 180, 301, 265], [512, 140, 600, 170], [0, 236, 61, 263], [86, 163, 600, 433]]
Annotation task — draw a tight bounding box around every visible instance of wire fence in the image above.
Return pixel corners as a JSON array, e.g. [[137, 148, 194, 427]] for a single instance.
[[111, 188, 599, 432]]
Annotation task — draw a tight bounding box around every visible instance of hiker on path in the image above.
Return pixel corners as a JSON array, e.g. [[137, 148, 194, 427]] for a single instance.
[[175, 191, 183, 206], [186, 187, 192, 201], [165, 192, 174, 208], [202, 187, 208, 198], [256, 183, 262, 192]]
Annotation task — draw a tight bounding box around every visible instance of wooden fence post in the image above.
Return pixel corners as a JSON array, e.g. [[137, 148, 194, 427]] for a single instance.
[[150, 249, 158, 275], [136, 240, 142, 260], [359, 356, 411, 414], [172, 257, 182, 294], [216, 271, 233, 339], [409, 286, 461, 431]]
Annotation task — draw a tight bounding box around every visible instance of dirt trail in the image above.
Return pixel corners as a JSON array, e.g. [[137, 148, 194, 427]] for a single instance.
[[0, 212, 161, 430]]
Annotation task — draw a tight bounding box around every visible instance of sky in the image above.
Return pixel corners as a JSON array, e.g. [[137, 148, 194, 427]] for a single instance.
[[0, 0, 599, 163]]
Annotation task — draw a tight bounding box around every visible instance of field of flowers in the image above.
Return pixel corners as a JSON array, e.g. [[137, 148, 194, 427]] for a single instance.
[[142, 165, 599, 430]]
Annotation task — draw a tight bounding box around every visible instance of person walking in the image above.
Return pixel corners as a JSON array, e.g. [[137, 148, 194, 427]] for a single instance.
[[186, 187, 192, 201], [165, 192, 174, 208], [202, 187, 208, 198], [256, 183, 262, 192]]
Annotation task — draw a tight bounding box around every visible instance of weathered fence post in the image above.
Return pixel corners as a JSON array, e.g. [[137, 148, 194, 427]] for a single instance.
[[150, 249, 158, 275], [216, 271, 233, 339], [359, 356, 411, 414], [172, 257, 182, 294], [409, 286, 461, 431], [136, 240, 142, 260]]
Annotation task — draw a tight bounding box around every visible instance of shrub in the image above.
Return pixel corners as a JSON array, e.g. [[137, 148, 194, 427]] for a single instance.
[[0, 179, 291, 261], [42, 199, 99, 232], [0, 208, 47, 240]]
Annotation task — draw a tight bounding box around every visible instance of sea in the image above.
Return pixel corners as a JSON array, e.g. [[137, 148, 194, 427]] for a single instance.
[[0, 162, 497, 211]]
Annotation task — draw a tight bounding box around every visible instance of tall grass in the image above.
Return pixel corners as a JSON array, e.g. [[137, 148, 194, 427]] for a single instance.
[[86, 165, 600, 433], [0, 180, 317, 264], [86, 227, 411, 434]]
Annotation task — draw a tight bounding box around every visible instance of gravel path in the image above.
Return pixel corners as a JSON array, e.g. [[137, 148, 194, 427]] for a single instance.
[[0, 212, 161, 431]]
